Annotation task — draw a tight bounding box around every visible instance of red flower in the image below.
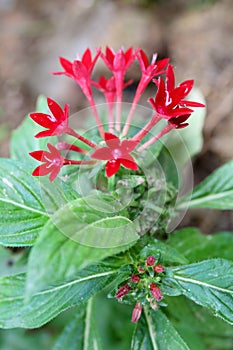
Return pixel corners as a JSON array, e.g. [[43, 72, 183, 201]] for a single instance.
[[153, 264, 165, 273], [53, 48, 100, 87], [137, 49, 169, 92], [150, 283, 163, 301], [30, 98, 69, 137], [146, 255, 156, 266], [115, 283, 131, 299], [101, 46, 135, 74], [91, 133, 138, 177], [131, 302, 142, 323], [30, 143, 64, 182], [149, 64, 205, 127]]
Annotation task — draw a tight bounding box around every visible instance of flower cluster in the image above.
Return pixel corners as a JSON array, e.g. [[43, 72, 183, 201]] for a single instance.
[[115, 255, 165, 323], [29, 47, 204, 181]]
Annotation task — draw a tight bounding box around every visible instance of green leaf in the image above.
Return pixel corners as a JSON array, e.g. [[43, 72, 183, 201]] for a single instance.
[[178, 160, 233, 210], [10, 95, 54, 168], [0, 159, 78, 246], [0, 246, 26, 277], [168, 228, 233, 262], [172, 259, 233, 324], [51, 194, 138, 248], [53, 299, 102, 350], [131, 308, 190, 350], [139, 239, 188, 265], [164, 88, 206, 168], [26, 217, 130, 296], [165, 296, 233, 350], [0, 263, 117, 328]]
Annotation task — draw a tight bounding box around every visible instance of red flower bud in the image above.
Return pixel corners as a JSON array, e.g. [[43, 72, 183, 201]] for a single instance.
[[146, 255, 156, 266], [138, 267, 145, 273], [150, 283, 162, 301], [131, 302, 142, 323], [130, 274, 140, 283], [153, 264, 165, 273], [115, 283, 131, 299]]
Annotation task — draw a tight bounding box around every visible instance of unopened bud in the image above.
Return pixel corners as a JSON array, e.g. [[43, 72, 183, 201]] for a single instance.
[[115, 283, 131, 299], [131, 302, 142, 323], [146, 255, 156, 266], [130, 274, 140, 283], [150, 283, 163, 301], [153, 264, 165, 273]]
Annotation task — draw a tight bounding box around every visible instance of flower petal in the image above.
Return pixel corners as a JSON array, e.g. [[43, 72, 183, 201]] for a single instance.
[[59, 57, 74, 76], [120, 155, 138, 170], [47, 98, 65, 122], [30, 113, 55, 129], [106, 160, 120, 177], [121, 139, 138, 152], [91, 147, 112, 160], [104, 133, 120, 148], [32, 163, 51, 177]]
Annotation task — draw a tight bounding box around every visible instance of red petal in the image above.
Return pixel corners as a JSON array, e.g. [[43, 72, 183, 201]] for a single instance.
[[105, 46, 115, 65], [155, 77, 166, 107], [137, 49, 148, 70], [106, 160, 120, 177], [91, 147, 112, 160], [166, 64, 175, 92], [178, 80, 194, 96], [104, 133, 120, 148], [47, 98, 65, 122], [72, 60, 88, 80], [47, 143, 62, 158], [82, 48, 92, 68], [32, 164, 51, 177], [49, 167, 61, 182], [121, 139, 138, 152], [29, 150, 45, 161], [120, 157, 138, 171], [59, 57, 73, 75], [180, 100, 205, 107], [30, 113, 55, 129], [35, 129, 58, 138]]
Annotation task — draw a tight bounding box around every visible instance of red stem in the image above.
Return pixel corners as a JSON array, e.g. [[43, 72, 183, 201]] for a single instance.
[[66, 127, 98, 149], [137, 124, 173, 152]]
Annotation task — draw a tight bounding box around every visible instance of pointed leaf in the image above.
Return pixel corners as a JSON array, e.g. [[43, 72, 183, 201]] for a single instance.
[[172, 259, 233, 324], [0, 264, 117, 328]]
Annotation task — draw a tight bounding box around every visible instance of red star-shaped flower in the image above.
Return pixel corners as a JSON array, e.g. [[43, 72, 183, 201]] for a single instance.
[[91, 133, 138, 177], [30, 98, 69, 137], [149, 64, 205, 127], [101, 46, 135, 74], [30, 143, 64, 181]]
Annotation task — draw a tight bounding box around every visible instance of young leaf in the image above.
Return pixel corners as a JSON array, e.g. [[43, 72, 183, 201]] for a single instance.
[[131, 308, 190, 350], [0, 159, 78, 246], [26, 217, 130, 297], [168, 228, 233, 262], [172, 259, 233, 324], [178, 160, 233, 210], [0, 263, 117, 328], [53, 299, 102, 350]]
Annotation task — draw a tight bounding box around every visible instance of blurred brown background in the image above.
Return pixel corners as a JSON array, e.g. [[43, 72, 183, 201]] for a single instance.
[[0, 0, 232, 232]]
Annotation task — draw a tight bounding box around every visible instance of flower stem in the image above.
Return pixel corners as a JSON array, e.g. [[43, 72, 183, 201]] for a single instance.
[[132, 113, 161, 142], [63, 159, 96, 165], [107, 174, 116, 191], [137, 124, 173, 152], [66, 127, 98, 149]]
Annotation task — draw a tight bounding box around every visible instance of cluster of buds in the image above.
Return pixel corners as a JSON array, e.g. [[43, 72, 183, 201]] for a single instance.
[[115, 255, 165, 323], [29, 46, 204, 181]]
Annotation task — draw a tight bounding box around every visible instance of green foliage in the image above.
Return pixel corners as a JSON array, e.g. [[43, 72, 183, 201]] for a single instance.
[[178, 160, 233, 210]]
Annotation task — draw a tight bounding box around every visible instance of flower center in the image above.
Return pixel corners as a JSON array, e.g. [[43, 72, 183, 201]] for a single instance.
[[111, 148, 122, 159]]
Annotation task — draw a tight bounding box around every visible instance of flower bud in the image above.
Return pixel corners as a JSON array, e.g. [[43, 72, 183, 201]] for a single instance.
[[146, 255, 156, 266], [131, 302, 142, 323], [130, 274, 140, 283], [115, 283, 131, 299], [153, 264, 165, 273], [150, 283, 163, 301]]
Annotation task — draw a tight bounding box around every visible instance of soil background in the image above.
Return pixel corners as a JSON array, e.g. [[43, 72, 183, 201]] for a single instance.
[[0, 0, 232, 232]]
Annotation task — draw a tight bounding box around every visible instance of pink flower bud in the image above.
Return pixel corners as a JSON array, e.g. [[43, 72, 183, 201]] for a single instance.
[[153, 264, 165, 273], [115, 283, 131, 299], [146, 255, 156, 266], [130, 274, 140, 283], [138, 267, 145, 273], [150, 283, 163, 301], [131, 302, 142, 323]]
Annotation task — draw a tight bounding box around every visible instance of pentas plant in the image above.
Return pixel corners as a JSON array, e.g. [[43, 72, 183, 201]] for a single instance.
[[0, 46, 233, 350]]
